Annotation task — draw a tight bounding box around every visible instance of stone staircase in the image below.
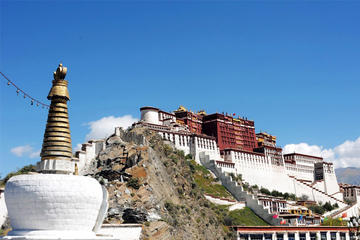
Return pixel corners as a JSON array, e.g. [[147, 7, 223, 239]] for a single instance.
[[200, 157, 284, 226], [289, 176, 346, 205]]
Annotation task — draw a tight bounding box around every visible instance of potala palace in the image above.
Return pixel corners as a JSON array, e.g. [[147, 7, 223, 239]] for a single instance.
[[132, 106, 359, 216]]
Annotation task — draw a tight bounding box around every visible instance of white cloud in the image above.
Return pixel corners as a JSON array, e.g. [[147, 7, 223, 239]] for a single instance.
[[85, 115, 138, 140], [283, 137, 360, 168], [75, 143, 82, 152], [283, 143, 323, 157], [29, 150, 41, 158], [11, 145, 40, 159]]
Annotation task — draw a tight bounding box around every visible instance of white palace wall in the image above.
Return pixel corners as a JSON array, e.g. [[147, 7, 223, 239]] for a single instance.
[[324, 168, 341, 196], [222, 150, 294, 193], [160, 131, 221, 163], [218, 149, 345, 206], [286, 167, 314, 182]]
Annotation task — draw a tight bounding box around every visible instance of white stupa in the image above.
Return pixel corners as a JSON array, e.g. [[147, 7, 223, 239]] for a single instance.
[[2, 64, 110, 239]]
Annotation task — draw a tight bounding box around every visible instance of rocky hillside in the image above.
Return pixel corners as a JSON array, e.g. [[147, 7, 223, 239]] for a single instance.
[[85, 127, 236, 239], [336, 167, 360, 185]]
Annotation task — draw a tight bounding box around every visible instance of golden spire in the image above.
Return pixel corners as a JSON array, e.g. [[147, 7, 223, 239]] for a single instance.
[[40, 63, 72, 165]]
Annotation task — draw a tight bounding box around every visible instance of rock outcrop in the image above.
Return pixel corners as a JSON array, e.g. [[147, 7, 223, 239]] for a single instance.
[[86, 127, 233, 239]]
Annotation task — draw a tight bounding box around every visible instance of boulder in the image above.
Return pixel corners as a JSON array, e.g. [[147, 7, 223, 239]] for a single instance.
[[122, 208, 147, 224]]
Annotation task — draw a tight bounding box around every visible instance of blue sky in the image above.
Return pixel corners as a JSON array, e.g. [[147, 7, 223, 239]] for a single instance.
[[1, 1, 359, 177]]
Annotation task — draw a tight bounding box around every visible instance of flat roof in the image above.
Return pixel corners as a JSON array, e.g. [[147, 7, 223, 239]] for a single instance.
[[140, 106, 159, 111], [232, 226, 351, 231], [283, 152, 323, 160], [222, 148, 265, 156]]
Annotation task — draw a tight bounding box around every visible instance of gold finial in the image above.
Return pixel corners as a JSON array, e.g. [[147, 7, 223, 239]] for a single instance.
[[47, 63, 70, 100], [53, 63, 67, 80]]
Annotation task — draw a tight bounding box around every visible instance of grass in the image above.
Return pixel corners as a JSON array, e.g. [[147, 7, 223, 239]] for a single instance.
[[0, 228, 11, 236], [226, 207, 269, 226], [210, 203, 269, 226], [188, 160, 233, 199]]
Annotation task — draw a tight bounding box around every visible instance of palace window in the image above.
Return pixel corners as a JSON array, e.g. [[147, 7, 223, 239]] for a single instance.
[[310, 233, 316, 240], [288, 233, 295, 240], [240, 234, 249, 240], [340, 233, 346, 240], [264, 234, 272, 240], [330, 233, 336, 240], [250, 234, 263, 240], [320, 232, 327, 240]]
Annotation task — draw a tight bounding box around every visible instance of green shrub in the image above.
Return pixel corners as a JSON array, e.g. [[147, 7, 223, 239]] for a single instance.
[[289, 193, 297, 201], [165, 201, 177, 214], [283, 192, 290, 199], [322, 217, 346, 226], [170, 154, 178, 164], [176, 150, 185, 158], [260, 187, 271, 195], [271, 190, 282, 197], [126, 178, 140, 190], [1, 164, 36, 186], [309, 205, 325, 215], [163, 144, 173, 157], [323, 202, 333, 212]]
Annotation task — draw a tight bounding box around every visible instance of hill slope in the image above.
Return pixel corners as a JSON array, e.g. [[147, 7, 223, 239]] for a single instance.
[[85, 127, 236, 239]]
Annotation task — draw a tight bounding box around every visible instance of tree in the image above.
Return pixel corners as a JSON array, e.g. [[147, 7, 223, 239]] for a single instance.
[[323, 202, 333, 212], [300, 194, 309, 201], [289, 194, 297, 201], [260, 187, 271, 195], [309, 205, 325, 215], [283, 192, 290, 200]]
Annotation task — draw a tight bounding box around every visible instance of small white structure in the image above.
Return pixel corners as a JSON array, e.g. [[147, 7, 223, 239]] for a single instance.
[[4, 174, 105, 239], [140, 106, 160, 125], [97, 224, 142, 240], [0, 188, 7, 228]]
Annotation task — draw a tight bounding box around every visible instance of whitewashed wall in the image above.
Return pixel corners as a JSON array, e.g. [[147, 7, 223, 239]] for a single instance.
[[160, 132, 221, 164], [222, 151, 294, 193], [0, 191, 7, 227], [98, 224, 142, 240], [324, 171, 341, 196], [140, 109, 159, 125]]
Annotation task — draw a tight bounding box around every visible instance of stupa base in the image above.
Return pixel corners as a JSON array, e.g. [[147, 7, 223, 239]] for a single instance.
[[2, 230, 115, 240]]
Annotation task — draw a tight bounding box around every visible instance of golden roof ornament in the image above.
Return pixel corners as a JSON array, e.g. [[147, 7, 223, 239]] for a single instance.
[[39, 63, 73, 174], [175, 105, 187, 112], [47, 63, 70, 100]]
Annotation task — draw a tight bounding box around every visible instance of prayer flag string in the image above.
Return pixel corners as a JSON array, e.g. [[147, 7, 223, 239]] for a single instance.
[[0, 71, 50, 109]]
